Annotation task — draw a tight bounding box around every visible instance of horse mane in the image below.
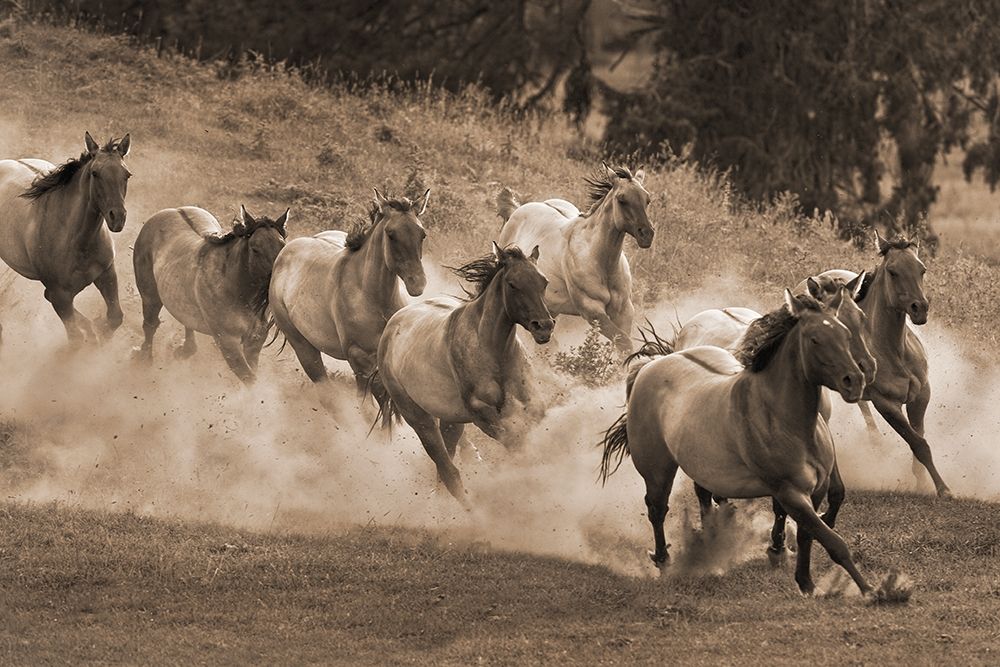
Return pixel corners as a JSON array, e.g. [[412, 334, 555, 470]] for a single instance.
[[582, 165, 633, 216], [346, 194, 416, 251], [450, 246, 528, 299], [734, 294, 823, 372], [203, 212, 288, 245], [20, 137, 125, 201]]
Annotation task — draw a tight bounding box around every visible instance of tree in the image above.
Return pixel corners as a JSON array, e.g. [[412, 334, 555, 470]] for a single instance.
[[600, 0, 1000, 250]]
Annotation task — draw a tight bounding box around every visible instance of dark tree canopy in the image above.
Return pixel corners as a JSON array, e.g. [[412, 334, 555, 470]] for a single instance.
[[601, 0, 1000, 249]]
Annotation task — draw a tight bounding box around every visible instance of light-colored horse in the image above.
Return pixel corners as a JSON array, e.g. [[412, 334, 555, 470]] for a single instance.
[[601, 291, 874, 596], [376, 243, 555, 503], [797, 231, 949, 497], [132, 205, 288, 383], [0, 132, 131, 346], [496, 164, 653, 353], [269, 189, 428, 413]]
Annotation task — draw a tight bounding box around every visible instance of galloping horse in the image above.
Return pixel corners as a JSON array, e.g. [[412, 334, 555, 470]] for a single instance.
[[132, 205, 288, 383], [0, 132, 131, 346], [376, 243, 555, 502], [601, 290, 875, 596], [798, 231, 950, 497], [269, 189, 428, 411], [496, 164, 653, 353], [662, 275, 876, 563]]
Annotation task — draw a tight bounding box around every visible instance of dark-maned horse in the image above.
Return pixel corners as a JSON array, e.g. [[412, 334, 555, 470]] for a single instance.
[[269, 189, 428, 413], [376, 243, 555, 503], [601, 290, 875, 596], [496, 164, 653, 353], [796, 231, 949, 497], [132, 205, 288, 383], [0, 132, 131, 346]]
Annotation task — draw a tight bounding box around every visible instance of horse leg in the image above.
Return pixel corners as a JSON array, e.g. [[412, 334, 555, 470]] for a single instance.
[[93, 264, 123, 340], [174, 328, 198, 359], [644, 461, 679, 568], [215, 334, 255, 384], [768, 497, 790, 566], [693, 483, 714, 526], [821, 461, 846, 528], [871, 393, 951, 497], [858, 401, 881, 441], [44, 287, 88, 346], [775, 485, 872, 596], [242, 323, 268, 371], [440, 421, 465, 460], [390, 388, 467, 503], [132, 291, 162, 361]]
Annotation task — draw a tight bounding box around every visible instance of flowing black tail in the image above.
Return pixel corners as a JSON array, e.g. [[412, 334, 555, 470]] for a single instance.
[[599, 412, 630, 485]]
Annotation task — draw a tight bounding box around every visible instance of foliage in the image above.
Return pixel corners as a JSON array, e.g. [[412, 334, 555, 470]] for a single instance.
[[553, 326, 620, 387], [602, 0, 1000, 249]]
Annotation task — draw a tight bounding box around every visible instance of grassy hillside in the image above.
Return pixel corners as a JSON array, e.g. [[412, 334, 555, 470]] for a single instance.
[[0, 18, 996, 343], [2, 16, 1000, 666], [2, 494, 999, 665]]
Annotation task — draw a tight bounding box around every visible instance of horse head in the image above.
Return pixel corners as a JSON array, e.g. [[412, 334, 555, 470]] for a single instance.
[[238, 205, 288, 286], [785, 289, 865, 403], [806, 272, 877, 385], [605, 163, 653, 248], [84, 131, 131, 232], [875, 230, 929, 325], [494, 242, 554, 344], [374, 188, 428, 297]]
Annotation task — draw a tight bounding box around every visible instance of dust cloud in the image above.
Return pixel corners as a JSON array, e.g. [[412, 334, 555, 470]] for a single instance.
[[1, 125, 998, 583]]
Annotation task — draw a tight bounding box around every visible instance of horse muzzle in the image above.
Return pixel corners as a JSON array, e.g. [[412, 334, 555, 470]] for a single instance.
[[908, 300, 929, 325], [527, 319, 555, 344], [402, 272, 427, 297], [105, 208, 127, 232], [835, 371, 865, 404], [633, 227, 654, 249]]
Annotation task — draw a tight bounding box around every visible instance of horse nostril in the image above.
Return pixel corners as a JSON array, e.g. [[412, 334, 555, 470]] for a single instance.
[[842, 375, 853, 388]]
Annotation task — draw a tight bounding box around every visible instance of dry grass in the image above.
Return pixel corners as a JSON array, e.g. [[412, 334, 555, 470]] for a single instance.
[[2, 493, 999, 665]]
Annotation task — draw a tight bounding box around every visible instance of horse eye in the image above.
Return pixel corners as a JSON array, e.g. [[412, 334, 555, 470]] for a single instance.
[[810, 336, 820, 345], [617, 194, 626, 203], [887, 269, 898, 277], [386, 230, 395, 240]]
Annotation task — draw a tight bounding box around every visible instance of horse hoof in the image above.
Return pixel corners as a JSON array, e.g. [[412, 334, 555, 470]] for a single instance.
[[766, 546, 788, 568], [173, 346, 196, 359], [647, 550, 669, 569], [130, 347, 151, 363], [937, 487, 953, 499]]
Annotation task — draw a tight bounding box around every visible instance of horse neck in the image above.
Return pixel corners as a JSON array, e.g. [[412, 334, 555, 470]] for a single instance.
[[577, 197, 626, 271], [861, 268, 907, 349], [46, 166, 103, 244], [741, 327, 820, 437], [356, 222, 399, 311], [461, 275, 516, 359]]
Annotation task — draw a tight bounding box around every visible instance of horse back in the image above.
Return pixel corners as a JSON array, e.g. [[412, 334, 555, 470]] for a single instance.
[[675, 308, 760, 352], [0, 159, 56, 279]]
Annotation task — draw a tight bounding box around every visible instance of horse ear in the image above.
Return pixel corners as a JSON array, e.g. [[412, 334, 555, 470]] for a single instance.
[[529, 245, 540, 262], [116, 134, 131, 157], [84, 131, 99, 155], [602, 161, 617, 179], [492, 241, 503, 261], [373, 187, 388, 207], [783, 288, 801, 316], [633, 168, 646, 185], [275, 208, 290, 232], [806, 277, 822, 299], [418, 188, 430, 216], [875, 228, 891, 254], [236, 205, 253, 233], [845, 271, 865, 300]]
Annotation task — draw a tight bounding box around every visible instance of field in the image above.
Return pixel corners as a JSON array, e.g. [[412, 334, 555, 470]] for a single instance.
[[2, 16, 1000, 666]]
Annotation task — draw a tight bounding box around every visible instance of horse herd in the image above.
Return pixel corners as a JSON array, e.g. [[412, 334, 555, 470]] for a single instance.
[[0, 133, 949, 598]]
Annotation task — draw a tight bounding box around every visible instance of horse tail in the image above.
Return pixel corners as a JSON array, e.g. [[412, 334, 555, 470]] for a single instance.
[[599, 411, 630, 485], [262, 312, 289, 355], [366, 368, 400, 435], [624, 318, 675, 367], [495, 186, 520, 225]]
